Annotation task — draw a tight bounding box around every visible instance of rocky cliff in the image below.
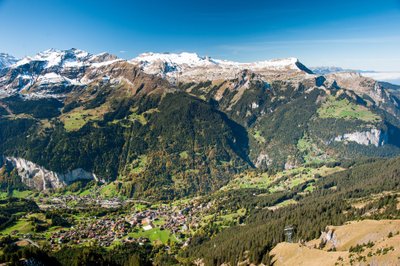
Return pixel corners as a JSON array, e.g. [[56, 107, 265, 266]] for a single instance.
[[5, 156, 97, 191], [333, 128, 388, 147]]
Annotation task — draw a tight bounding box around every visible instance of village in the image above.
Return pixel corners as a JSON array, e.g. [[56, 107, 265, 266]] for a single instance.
[[8, 193, 218, 250]]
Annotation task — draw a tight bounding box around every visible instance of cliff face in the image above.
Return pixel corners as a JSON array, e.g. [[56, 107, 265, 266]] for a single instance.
[[5, 157, 97, 191], [333, 128, 388, 147]]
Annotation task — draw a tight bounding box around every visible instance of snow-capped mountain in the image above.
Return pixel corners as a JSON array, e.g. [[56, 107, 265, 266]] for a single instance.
[[13, 48, 121, 69], [0, 49, 316, 99], [131, 52, 313, 82], [1, 48, 399, 107], [0, 53, 18, 70], [0, 48, 123, 98]]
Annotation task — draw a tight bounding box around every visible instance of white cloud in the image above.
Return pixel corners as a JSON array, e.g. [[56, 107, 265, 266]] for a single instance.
[[362, 72, 400, 85]]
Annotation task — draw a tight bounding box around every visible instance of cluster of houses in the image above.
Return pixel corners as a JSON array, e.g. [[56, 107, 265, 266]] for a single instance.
[[50, 217, 131, 247], [39, 195, 217, 249], [162, 210, 189, 234]]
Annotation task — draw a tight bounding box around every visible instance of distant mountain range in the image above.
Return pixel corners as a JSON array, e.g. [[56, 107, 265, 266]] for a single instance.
[[310, 66, 400, 85], [0, 48, 400, 199], [310, 66, 363, 75], [131, 52, 313, 82]]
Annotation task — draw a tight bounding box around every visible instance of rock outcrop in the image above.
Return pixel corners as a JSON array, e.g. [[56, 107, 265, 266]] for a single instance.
[[5, 156, 97, 191], [333, 128, 388, 147]]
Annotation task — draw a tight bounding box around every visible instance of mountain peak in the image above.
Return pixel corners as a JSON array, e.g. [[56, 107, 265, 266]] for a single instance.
[[133, 52, 216, 67], [12, 48, 120, 70], [239, 57, 301, 70], [131, 52, 310, 81], [34, 48, 90, 66], [0, 53, 18, 70], [0, 48, 124, 98], [133, 53, 301, 68]]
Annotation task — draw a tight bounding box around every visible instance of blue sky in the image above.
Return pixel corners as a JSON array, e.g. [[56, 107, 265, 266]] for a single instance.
[[0, 0, 399, 70]]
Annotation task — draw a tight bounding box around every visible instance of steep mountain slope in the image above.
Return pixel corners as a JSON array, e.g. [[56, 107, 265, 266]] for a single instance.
[[0, 48, 399, 198], [0, 53, 18, 71], [0, 49, 252, 198], [176, 71, 400, 170]]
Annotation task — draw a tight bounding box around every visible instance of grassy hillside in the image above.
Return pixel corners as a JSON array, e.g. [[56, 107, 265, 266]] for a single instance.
[[271, 220, 400, 266], [317, 95, 381, 122]]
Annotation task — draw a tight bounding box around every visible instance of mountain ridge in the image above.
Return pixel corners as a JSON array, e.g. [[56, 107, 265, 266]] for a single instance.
[[0, 48, 400, 198]]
